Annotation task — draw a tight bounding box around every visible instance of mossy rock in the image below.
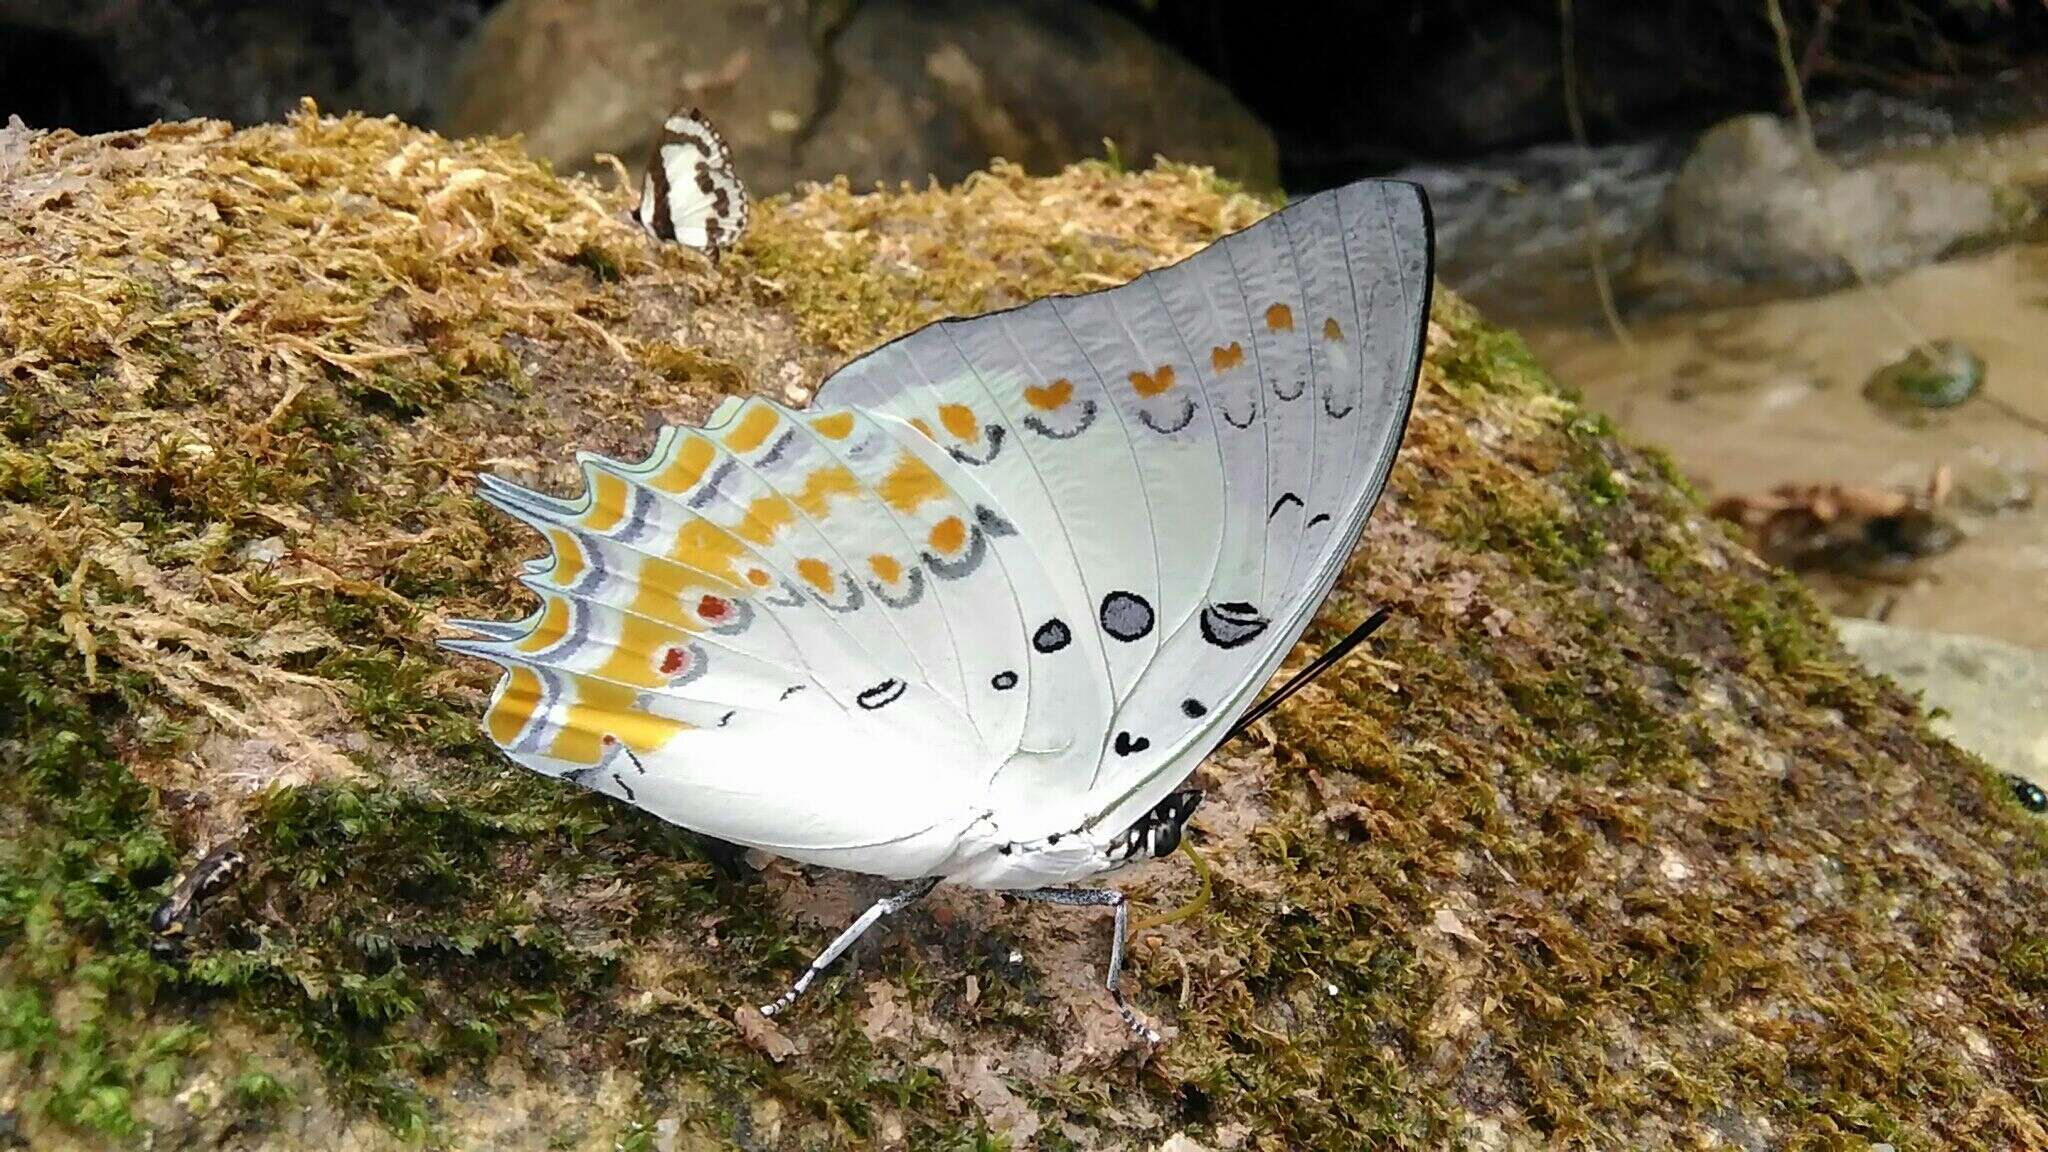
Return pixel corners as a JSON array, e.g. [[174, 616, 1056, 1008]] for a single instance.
[[2, 106, 2045, 1151]]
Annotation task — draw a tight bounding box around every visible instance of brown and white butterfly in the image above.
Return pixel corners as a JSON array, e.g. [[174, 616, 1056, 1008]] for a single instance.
[[635, 107, 748, 263]]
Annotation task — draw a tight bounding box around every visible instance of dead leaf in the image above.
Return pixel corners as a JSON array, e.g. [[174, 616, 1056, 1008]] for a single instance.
[[733, 1006, 799, 1063]]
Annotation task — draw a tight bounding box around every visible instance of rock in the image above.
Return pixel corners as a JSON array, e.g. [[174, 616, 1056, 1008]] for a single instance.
[[440, 0, 1277, 194], [0, 0, 482, 130], [1863, 339, 1987, 422], [1837, 617, 2048, 790], [1629, 114, 2021, 309], [2, 110, 2043, 1150]]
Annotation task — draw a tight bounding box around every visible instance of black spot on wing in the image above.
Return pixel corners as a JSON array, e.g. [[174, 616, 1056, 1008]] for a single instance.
[[1200, 602, 1270, 650], [857, 679, 907, 710], [1098, 591, 1155, 643], [1307, 512, 1331, 529], [1269, 492, 1304, 520], [1181, 698, 1208, 718], [1032, 618, 1071, 654], [1113, 731, 1150, 756], [1137, 396, 1197, 435], [991, 670, 1018, 691]]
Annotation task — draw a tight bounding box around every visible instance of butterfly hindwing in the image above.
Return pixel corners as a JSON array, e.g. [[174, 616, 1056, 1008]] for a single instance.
[[452, 178, 1430, 876]]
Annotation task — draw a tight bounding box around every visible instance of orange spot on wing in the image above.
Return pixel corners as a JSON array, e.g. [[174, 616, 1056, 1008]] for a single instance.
[[1265, 303, 1294, 331], [1129, 364, 1176, 397], [1024, 379, 1073, 410], [793, 465, 859, 517], [546, 528, 587, 587], [584, 470, 632, 532], [599, 613, 691, 688], [869, 554, 902, 583], [1323, 317, 1344, 342], [878, 453, 946, 513], [1209, 342, 1244, 372], [938, 403, 979, 441], [810, 411, 855, 440], [735, 494, 794, 545], [720, 404, 781, 453], [928, 516, 966, 555], [746, 567, 772, 586], [909, 418, 936, 440], [669, 520, 746, 583], [795, 557, 835, 594], [649, 435, 717, 493], [485, 665, 544, 745], [517, 596, 573, 652], [549, 674, 689, 764]]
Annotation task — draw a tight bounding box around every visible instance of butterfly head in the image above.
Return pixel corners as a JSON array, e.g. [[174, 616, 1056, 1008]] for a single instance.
[[1114, 788, 1203, 865]]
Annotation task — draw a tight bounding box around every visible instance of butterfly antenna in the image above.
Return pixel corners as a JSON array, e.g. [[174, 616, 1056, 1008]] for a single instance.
[[1225, 606, 1393, 744]]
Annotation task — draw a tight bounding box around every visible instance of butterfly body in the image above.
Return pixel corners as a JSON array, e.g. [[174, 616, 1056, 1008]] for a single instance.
[[453, 157, 1432, 1032]]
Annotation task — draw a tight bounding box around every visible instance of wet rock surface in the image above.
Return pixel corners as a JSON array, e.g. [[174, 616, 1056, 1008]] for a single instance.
[[1838, 617, 2048, 787], [1628, 113, 2022, 309], [440, 0, 1278, 194]]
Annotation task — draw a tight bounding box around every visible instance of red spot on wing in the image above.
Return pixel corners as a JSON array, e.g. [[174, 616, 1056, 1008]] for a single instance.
[[660, 648, 690, 675], [697, 595, 730, 622]]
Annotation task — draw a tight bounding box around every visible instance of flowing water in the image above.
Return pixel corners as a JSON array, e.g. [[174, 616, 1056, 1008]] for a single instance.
[[1402, 73, 2048, 651]]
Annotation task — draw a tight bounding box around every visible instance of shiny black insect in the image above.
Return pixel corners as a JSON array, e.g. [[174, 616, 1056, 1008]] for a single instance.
[[2007, 772, 2047, 814], [150, 843, 246, 952]]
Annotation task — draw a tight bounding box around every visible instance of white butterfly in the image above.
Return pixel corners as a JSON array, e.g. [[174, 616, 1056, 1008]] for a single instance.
[[445, 178, 1433, 1040], [635, 107, 748, 262]]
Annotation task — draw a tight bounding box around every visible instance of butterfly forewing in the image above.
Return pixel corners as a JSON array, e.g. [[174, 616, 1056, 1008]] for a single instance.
[[813, 180, 1432, 840]]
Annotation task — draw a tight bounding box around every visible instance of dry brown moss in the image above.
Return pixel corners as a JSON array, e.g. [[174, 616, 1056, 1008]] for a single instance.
[[2, 107, 2045, 1150]]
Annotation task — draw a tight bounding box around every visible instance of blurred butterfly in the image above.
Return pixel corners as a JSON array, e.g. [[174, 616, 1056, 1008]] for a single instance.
[[636, 107, 748, 262], [445, 178, 1433, 1041]]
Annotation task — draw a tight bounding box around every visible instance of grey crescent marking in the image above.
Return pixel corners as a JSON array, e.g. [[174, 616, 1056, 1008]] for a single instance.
[[1220, 399, 1257, 429], [686, 457, 737, 510], [814, 572, 866, 614], [707, 597, 756, 635], [765, 583, 808, 608], [1269, 492, 1304, 520], [1324, 390, 1355, 419], [1021, 399, 1099, 441], [871, 566, 929, 610], [1306, 512, 1332, 529], [924, 524, 990, 581], [755, 428, 801, 470], [612, 773, 636, 803], [507, 666, 566, 756], [1137, 395, 1198, 436], [974, 505, 1017, 537], [618, 483, 658, 545], [1273, 378, 1306, 402], [717, 710, 735, 728], [664, 642, 710, 688], [946, 423, 1006, 466], [779, 684, 806, 701], [562, 530, 608, 596]]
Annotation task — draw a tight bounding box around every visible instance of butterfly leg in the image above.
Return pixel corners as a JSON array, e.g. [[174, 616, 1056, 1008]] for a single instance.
[[761, 876, 940, 1018], [1007, 887, 1160, 1043]]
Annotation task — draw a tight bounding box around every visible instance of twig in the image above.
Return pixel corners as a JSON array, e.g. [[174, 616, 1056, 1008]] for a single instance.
[[1764, 0, 1817, 148], [1559, 0, 1636, 350]]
